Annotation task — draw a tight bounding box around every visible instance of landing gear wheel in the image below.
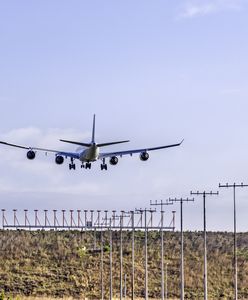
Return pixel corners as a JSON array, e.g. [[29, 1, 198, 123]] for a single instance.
[[101, 158, 107, 171], [85, 162, 91, 169], [69, 163, 76, 170], [101, 164, 107, 171]]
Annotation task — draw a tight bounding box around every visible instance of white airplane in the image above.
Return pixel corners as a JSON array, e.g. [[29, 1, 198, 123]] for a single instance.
[[0, 115, 183, 170]]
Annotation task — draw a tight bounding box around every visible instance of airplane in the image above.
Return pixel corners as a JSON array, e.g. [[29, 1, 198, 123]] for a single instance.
[[0, 115, 183, 171]]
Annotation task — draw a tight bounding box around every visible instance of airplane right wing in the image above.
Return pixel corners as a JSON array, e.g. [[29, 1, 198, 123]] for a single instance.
[[99, 140, 184, 159]]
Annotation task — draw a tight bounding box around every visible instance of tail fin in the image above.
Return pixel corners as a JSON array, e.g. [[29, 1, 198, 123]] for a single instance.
[[92, 114, 96, 143]]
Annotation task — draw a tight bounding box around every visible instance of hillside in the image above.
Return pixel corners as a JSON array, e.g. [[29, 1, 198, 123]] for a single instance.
[[1, 230, 248, 299]]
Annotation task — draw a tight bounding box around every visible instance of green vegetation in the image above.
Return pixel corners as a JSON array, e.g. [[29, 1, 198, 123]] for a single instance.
[[0, 230, 248, 299]]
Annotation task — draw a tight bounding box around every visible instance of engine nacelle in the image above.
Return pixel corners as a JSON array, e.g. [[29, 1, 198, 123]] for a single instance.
[[109, 156, 118, 165], [27, 150, 35, 160], [140, 152, 149, 161], [55, 155, 64, 165]]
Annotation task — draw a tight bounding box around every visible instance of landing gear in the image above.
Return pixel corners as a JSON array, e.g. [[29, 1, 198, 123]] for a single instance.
[[101, 164, 107, 170], [85, 162, 91, 169], [80, 162, 91, 169], [100, 158, 107, 170], [69, 163, 76, 170], [69, 158, 76, 170]]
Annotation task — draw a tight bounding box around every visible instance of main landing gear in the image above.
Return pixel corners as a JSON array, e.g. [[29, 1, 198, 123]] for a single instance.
[[80, 162, 92, 169], [69, 159, 107, 171], [85, 162, 91, 169], [100, 158, 107, 171], [69, 158, 76, 170]]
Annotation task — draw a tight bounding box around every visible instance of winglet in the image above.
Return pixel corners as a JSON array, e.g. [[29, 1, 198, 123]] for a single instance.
[[92, 114, 96, 143], [180, 139, 184, 145]]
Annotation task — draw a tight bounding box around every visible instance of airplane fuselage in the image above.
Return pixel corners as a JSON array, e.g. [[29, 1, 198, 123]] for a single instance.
[[79, 143, 100, 162]]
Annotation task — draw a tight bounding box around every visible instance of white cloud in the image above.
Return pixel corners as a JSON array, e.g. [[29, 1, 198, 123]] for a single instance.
[[178, 0, 245, 18], [0, 127, 102, 195], [1, 127, 90, 148]]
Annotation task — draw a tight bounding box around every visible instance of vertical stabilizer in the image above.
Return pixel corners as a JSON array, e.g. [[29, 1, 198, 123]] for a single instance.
[[92, 114, 96, 143]]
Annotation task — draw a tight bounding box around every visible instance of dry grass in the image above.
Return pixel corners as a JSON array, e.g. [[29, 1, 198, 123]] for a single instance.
[[15, 298, 177, 300], [1, 230, 248, 299]]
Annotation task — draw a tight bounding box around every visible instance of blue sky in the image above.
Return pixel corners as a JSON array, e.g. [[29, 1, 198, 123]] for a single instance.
[[0, 0, 248, 231]]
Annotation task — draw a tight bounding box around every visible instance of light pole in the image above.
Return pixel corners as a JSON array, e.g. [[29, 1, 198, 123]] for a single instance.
[[219, 182, 248, 300], [190, 191, 219, 300], [150, 199, 173, 300], [130, 210, 135, 300], [135, 208, 154, 300], [109, 217, 113, 300], [100, 225, 104, 300], [165, 262, 168, 300], [145, 209, 148, 300], [117, 211, 129, 300], [169, 198, 194, 300]]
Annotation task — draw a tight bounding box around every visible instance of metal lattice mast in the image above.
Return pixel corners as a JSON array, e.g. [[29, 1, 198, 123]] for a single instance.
[[169, 198, 194, 300], [190, 191, 219, 300], [219, 182, 248, 300]]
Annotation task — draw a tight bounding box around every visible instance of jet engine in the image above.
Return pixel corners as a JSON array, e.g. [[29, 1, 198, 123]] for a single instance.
[[109, 156, 118, 165], [27, 150, 35, 160], [140, 152, 149, 161], [55, 155, 64, 165]]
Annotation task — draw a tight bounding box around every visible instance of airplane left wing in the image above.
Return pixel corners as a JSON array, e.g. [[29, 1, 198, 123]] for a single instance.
[[99, 140, 184, 159], [0, 141, 80, 159]]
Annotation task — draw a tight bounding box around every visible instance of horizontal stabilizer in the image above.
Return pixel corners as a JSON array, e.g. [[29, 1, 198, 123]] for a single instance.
[[98, 140, 130, 147], [60, 139, 91, 147]]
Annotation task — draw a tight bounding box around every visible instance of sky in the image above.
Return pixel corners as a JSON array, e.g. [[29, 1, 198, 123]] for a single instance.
[[0, 0, 248, 231]]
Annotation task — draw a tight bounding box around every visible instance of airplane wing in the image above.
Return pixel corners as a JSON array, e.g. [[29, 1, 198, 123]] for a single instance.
[[0, 141, 80, 159], [99, 140, 184, 159]]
